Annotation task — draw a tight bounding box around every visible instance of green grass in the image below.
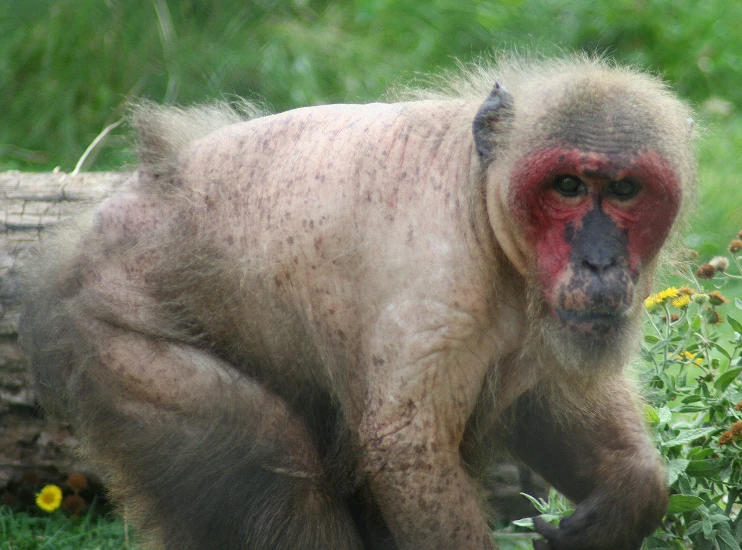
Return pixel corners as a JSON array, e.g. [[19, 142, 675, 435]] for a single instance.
[[657, 115, 742, 304], [691, 115, 742, 257], [0, 506, 133, 550], [2, 506, 539, 550]]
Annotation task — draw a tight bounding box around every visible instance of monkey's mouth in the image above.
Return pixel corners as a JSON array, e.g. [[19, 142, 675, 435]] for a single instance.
[[555, 308, 623, 333]]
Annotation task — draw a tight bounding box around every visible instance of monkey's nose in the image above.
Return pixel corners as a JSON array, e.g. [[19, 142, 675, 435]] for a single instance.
[[581, 255, 617, 274]]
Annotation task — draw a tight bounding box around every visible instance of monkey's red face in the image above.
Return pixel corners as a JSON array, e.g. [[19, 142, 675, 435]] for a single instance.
[[510, 147, 681, 334]]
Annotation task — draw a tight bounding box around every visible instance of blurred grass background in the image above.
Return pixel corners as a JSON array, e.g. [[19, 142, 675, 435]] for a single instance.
[[1, 0, 740, 256]]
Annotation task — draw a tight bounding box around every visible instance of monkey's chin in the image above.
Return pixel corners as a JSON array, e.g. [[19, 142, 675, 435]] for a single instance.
[[543, 309, 635, 373], [554, 308, 625, 337]]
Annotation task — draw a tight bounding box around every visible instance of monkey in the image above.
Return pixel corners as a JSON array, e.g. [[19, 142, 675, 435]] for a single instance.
[[19, 55, 695, 550]]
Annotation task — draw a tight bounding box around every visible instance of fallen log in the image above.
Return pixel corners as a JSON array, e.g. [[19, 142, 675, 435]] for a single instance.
[[0, 171, 128, 488]]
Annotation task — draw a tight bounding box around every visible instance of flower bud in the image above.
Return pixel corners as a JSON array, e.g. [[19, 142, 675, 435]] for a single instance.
[[695, 263, 716, 279], [709, 256, 729, 272], [708, 291, 729, 306]]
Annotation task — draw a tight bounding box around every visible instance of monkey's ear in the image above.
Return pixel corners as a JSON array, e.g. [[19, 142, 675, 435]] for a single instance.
[[472, 83, 514, 163]]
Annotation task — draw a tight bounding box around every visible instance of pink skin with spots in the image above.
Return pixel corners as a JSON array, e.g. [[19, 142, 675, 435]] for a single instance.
[[509, 147, 681, 311], [90, 103, 514, 549]]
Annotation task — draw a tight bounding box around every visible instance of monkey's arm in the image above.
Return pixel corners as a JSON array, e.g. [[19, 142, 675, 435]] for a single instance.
[[503, 377, 667, 550], [357, 301, 497, 550]]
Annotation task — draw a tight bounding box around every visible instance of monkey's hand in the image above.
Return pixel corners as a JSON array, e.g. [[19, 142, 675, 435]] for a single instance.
[[507, 381, 669, 550], [531, 487, 665, 550]]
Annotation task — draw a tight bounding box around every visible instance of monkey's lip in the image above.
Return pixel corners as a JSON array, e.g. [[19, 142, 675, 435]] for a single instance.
[[555, 308, 622, 326]]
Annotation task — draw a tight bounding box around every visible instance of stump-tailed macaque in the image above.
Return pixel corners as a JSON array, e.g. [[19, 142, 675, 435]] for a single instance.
[[20, 57, 695, 549]]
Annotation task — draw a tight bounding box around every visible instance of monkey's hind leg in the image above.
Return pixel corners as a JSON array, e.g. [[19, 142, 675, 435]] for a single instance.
[[42, 323, 361, 550]]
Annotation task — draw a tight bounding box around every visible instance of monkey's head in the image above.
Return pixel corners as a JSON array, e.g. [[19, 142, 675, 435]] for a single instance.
[[474, 59, 696, 340]]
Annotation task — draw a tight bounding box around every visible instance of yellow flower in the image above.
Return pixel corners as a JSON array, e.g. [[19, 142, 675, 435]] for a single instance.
[[657, 287, 679, 301], [36, 484, 63, 512], [671, 295, 690, 309], [673, 351, 703, 366], [644, 287, 679, 310]]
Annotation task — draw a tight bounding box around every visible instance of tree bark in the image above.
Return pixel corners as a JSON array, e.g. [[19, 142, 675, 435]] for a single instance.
[[0, 171, 129, 488]]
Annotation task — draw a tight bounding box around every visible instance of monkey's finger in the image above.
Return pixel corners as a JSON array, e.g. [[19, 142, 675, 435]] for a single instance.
[[532, 516, 561, 540]]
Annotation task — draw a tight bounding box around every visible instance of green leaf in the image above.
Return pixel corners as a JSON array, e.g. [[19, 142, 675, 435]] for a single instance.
[[520, 492, 547, 512], [717, 533, 741, 550], [720, 463, 734, 482], [518, 513, 560, 526], [686, 520, 704, 535], [735, 515, 742, 541], [678, 475, 694, 495], [728, 315, 742, 334], [511, 518, 534, 528], [659, 406, 672, 425], [710, 514, 733, 525], [716, 524, 742, 550], [712, 341, 732, 360], [674, 405, 708, 413], [667, 459, 689, 485], [690, 448, 715, 460], [667, 494, 704, 513], [645, 405, 660, 425], [715, 367, 742, 392], [685, 459, 727, 478], [661, 427, 718, 447], [735, 298, 742, 311]]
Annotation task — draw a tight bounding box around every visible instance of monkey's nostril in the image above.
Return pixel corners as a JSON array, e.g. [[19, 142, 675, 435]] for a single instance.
[[583, 258, 615, 273]]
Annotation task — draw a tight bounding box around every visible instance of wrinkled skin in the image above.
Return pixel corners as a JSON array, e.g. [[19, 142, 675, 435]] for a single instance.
[[20, 60, 694, 550]]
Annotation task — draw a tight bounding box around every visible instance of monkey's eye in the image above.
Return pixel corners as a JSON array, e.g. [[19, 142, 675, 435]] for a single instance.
[[607, 179, 642, 200], [553, 175, 586, 197]]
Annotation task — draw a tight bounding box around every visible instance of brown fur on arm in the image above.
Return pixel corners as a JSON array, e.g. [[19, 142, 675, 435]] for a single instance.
[[502, 376, 667, 550]]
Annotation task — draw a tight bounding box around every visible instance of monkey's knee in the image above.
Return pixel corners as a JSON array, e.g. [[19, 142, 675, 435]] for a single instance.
[[59, 332, 361, 549], [211, 472, 364, 550], [117, 395, 362, 549], [143, 460, 363, 550]]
